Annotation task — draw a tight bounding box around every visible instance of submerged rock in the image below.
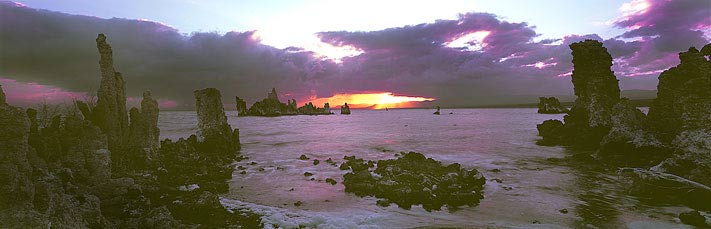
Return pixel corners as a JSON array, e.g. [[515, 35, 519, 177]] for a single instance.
[[679, 210, 707, 227], [537, 97, 568, 114], [341, 103, 351, 115], [342, 152, 485, 212]]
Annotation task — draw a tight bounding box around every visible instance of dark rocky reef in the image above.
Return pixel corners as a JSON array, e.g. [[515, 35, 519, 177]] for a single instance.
[[240, 88, 332, 116], [341, 152, 485, 212], [0, 34, 261, 227], [341, 103, 351, 115], [537, 97, 568, 114]]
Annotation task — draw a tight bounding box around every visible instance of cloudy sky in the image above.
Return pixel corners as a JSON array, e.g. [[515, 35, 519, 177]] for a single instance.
[[0, 0, 709, 109]]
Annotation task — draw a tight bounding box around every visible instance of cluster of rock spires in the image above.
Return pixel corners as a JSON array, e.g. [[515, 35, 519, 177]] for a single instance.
[[237, 88, 334, 116], [537, 97, 568, 114], [537, 40, 711, 213], [0, 34, 261, 227]]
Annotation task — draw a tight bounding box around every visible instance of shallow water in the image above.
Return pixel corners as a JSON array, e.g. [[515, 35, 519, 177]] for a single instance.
[[159, 108, 698, 228]]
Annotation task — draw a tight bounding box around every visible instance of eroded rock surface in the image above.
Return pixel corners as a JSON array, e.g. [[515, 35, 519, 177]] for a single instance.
[[342, 152, 485, 211]]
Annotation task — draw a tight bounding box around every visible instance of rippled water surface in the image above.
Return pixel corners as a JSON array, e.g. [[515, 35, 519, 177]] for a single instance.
[[159, 108, 695, 228]]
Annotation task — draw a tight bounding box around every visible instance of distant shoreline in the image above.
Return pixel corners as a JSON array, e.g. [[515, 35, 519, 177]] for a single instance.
[[158, 99, 653, 112]]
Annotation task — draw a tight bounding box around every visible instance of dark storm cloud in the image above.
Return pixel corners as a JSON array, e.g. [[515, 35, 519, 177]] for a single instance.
[[612, 0, 711, 76], [0, 1, 339, 109], [1, 0, 708, 108]]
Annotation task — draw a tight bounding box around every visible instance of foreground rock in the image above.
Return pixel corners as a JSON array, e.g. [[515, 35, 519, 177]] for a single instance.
[[536, 40, 711, 211], [342, 152, 485, 211], [240, 88, 332, 116], [537, 97, 568, 114], [158, 88, 240, 193], [647, 46, 711, 186], [0, 34, 261, 227]]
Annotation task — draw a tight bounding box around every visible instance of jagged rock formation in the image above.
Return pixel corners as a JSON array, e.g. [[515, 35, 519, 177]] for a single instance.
[[240, 88, 331, 116], [561, 40, 622, 147], [598, 99, 664, 158], [0, 34, 261, 227], [235, 96, 247, 115], [342, 152, 485, 211], [536, 40, 657, 150], [536, 41, 711, 209], [537, 97, 568, 114], [194, 88, 240, 152], [648, 45, 711, 142], [648, 45, 711, 186], [91, 33, 129, 153], [341, 103, 351, 115], [125, 91, 160, 169], [297, 102, 333, 115]]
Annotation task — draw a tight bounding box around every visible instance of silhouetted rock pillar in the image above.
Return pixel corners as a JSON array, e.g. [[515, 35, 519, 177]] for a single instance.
[[92, 34, 128, 152], [341, 103, 351, 115], [235, 96, 247, 116], [194, 88, 239, 152], [141, 91, 160, 149], [0, 84, 5, 105]]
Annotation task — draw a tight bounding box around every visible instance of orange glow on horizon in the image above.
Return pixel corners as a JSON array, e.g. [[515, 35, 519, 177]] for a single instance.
[[307, 92, 435, 109]]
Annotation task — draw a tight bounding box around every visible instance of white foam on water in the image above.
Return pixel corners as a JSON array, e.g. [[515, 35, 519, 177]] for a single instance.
[[220, 197, 385, 228]]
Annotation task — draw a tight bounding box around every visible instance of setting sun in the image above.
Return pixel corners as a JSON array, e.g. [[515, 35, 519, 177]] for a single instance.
[[307, 92, 435, 109]]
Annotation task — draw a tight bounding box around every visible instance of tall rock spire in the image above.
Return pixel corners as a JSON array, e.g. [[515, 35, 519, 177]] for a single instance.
[[92, 34, 128, 153]]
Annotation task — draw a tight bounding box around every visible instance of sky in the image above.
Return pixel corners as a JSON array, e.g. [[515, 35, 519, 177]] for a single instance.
[[0, 0, 709, 109]]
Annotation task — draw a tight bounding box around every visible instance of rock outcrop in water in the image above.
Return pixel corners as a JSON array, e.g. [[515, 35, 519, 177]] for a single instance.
[[537, 97, 568, 114], [240, 88, 331, 116], [341, 103, 351, 115], [342, 152, 485, 211], [235, 96, 247, 115], [536, 40, 661, 152], [537, 40, 711, 211], [647, 45, 711, 186], [0, 34, 261, 227]]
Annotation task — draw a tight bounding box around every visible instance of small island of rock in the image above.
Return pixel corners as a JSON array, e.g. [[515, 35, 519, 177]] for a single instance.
[[537, 97, 568, 114]]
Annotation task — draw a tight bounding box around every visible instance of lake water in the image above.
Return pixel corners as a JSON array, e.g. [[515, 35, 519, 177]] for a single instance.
[[159, 108, 695, 228]]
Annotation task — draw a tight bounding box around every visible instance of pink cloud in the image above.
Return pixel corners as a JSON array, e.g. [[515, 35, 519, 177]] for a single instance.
[[0, 78, 86, 106]]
